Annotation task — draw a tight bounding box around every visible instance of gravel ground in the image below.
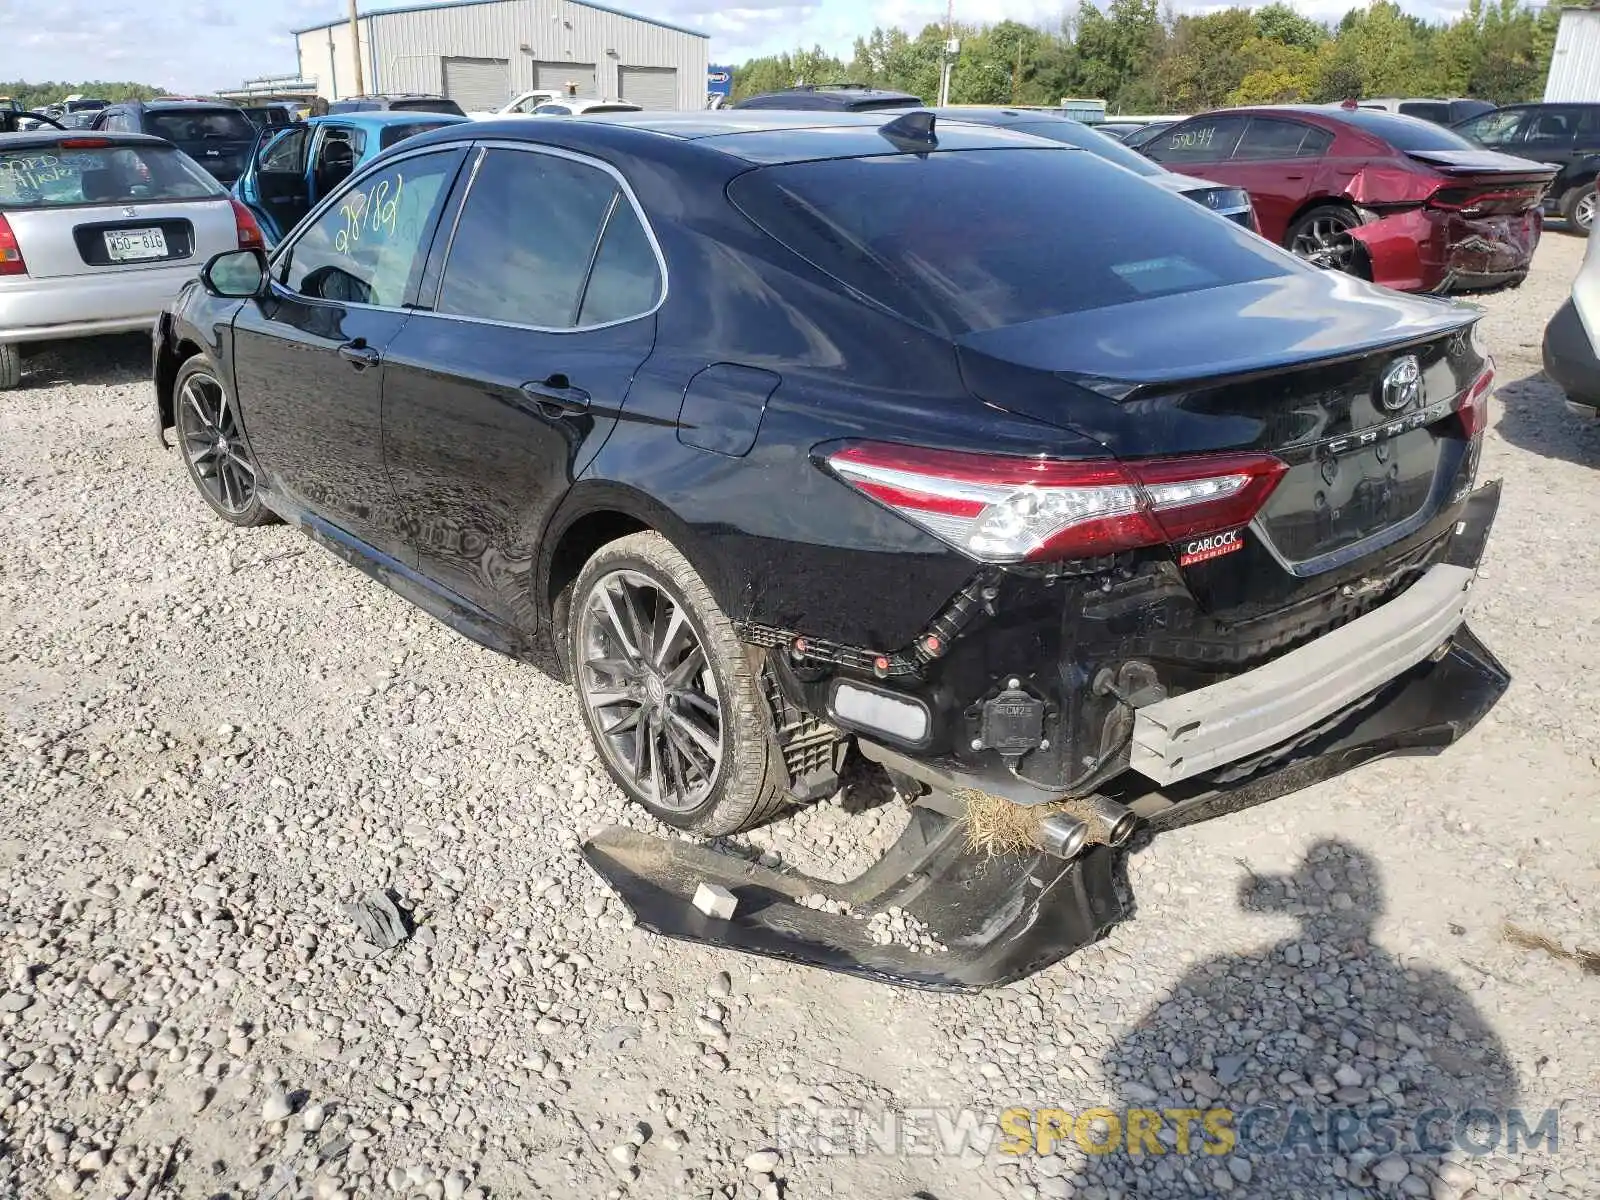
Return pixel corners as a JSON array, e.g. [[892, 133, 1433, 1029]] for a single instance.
[[2, 233, 1598, 1200]]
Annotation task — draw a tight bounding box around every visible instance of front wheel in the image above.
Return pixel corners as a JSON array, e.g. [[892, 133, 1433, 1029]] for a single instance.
[[567, 531, 788, 836], [1562, 184, 1596, 235], [1286, 204, 1367, 277], [173, 357, 276, 527]]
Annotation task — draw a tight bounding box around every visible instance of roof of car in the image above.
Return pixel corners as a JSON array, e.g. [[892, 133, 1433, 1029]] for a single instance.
[[448, 109, 1076, 165]]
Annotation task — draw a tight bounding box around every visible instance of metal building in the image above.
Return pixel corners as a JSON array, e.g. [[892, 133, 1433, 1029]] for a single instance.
[[292, 0, 709, 111], [1546, 8, 1600, 102]]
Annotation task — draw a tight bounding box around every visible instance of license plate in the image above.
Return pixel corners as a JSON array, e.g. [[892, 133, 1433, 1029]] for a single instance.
[[104, 228, 167, 262]]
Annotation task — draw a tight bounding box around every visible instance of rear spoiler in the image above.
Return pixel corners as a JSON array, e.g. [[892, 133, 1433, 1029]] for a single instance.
[[1406, 148, 1559, 182]]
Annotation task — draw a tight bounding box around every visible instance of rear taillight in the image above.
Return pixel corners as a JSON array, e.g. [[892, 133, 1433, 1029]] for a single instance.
[[824, 443, 1287, 564], [0, 214, 26, 277], [230, 198, 264, 251], [1457, 361, 1496, 438]]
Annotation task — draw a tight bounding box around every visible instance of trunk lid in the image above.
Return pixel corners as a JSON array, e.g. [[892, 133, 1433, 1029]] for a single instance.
[[956, 272, 1484, 577], [4, 197, 237, 278], [1405, 147, 1559, 182]]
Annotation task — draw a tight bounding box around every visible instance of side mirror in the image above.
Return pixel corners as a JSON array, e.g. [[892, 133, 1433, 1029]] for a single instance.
[[201, 248, 270, 299]]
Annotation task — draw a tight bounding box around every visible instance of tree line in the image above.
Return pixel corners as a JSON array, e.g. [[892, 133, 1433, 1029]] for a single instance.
[[0, 81, 169, 110], [730, 0, 1564, 113]]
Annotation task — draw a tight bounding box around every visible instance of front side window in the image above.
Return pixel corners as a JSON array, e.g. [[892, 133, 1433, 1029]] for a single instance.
[[1525, 108, 1578, 147], [260, 126, 309, 173], [281, 150, 459, 307], [533, 104, 573, 116], [437, 148, 658, 327], [1144, 116, 1248, 164]]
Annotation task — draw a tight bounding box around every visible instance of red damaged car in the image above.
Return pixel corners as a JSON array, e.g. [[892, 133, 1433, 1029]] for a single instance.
[[1143, 103, 1558, 293]]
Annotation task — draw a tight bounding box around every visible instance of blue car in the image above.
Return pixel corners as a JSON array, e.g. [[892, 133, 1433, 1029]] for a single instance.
[[232, 111, 466, 245]]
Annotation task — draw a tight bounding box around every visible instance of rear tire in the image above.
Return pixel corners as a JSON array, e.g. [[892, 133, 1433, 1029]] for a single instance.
[[0, 344, 20, 390], [567, 531, 788, 836], [1285, 204, 1368, 278], [1561, 184, 1595, 235]]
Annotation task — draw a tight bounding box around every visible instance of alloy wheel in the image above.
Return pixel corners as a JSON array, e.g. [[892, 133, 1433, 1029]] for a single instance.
[[1577, 190, 1596, 233], [177, 371, 257, 516], [577, 569, 723, 812], [1290, 214, 1360, 273]]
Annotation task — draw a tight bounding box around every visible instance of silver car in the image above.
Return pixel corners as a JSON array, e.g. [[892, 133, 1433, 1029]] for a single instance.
[[0, 130, 261, 389]]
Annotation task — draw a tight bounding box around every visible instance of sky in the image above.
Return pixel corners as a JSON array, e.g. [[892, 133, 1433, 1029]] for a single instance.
[[0, 0, 1472, 93]]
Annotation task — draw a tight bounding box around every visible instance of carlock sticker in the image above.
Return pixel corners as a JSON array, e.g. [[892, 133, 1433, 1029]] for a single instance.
[[1178, 528, 1245, 567]]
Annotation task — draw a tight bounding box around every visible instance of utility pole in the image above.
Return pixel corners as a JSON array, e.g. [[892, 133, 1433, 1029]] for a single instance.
[[349, 0, 365, 97], [1012, 39, 1022, 105], [937, 0, 954, 107]]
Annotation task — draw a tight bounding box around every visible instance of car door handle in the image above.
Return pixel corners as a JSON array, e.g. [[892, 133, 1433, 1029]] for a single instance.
[[519, 376, 590, 415], [338, 339, 380, 368], [1284, 173, 1305, 181]]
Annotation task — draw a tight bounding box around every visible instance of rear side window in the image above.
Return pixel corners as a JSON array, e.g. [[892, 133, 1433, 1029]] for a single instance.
[[391, 99, 466, 116], [0, 144, 224, 209], [533, 105, 573, 116], [1398, 102, 1449, 124], [1145, 116, 1248, 164], [1234, 118, 1317, 159], [731, 148, 1291, 336], [380, 122, 446, 149], [147, 109, 255, 142], [438, 148, 655, 327], [580, 202, 662, 324], [1454, 108, 1523, 144]]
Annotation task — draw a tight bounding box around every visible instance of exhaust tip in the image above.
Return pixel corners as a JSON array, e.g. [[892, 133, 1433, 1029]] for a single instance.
[[1037, 814, 1089, 860], [1107, 810, 1138, 848]]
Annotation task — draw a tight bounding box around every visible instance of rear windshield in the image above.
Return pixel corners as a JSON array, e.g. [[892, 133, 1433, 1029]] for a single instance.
[[378, 121, 449, 149], [730, 148, 1289, 335], [390, 98, 466, 116], [147, 109, 256, 142], [0, 144, 224, 209], [1008, 119, 1161, 176], [1334, 108, 1479, 152]]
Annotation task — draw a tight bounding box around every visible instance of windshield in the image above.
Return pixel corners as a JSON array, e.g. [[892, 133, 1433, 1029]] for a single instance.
[[1333, 108, 1480, 152], [0, 143, 225, 209], [731, 148, 1290, 336], [147, 109, 256, 142], [1009, 119, 1161, 176]]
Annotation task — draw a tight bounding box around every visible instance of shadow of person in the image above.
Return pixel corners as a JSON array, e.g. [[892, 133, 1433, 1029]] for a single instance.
[[1061, 839, 1520, 1198]]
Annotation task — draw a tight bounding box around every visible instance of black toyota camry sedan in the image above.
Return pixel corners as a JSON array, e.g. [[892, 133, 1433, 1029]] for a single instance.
[[154, 110, 1509, 987]]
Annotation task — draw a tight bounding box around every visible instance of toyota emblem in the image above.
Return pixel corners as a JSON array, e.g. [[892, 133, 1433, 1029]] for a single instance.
[[1378, 355, 1423, 413]]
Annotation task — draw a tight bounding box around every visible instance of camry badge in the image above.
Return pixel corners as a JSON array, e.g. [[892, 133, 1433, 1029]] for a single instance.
[[122, 206, 137, 217], [1378, 355, 1423, 413]]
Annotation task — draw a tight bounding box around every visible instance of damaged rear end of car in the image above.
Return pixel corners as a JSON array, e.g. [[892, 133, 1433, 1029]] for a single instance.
[[583, 130, 1509, 990]]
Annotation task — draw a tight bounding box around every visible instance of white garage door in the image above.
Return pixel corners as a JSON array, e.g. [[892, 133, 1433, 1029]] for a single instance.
[[442, 57, 510, 111], [532, 61, 597, 99], [618, 66, 679, 110]]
